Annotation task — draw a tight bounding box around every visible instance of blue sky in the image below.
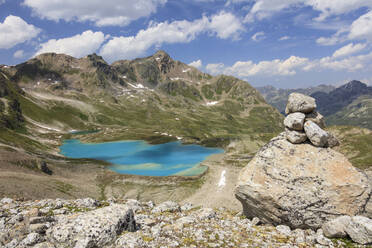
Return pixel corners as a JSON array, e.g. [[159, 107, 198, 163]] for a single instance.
[[1, 0, 372, 88]]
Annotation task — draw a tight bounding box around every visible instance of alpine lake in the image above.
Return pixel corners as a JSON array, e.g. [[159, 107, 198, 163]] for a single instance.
[[59, 136, 223, 177]]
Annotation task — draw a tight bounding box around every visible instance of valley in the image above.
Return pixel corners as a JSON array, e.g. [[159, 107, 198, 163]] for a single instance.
[[0, 51, 282, 204]]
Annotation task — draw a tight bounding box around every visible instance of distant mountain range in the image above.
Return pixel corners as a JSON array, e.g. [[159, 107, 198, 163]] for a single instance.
[[257, 80, 372, 130], [0, 51, 283, 152]]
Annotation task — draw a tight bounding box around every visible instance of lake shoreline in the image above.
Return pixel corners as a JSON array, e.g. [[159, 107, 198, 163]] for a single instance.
[[59, 138, 224, 177]]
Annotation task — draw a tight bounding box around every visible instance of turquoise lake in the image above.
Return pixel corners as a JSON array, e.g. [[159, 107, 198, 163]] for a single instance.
[[59, 139, 223, 176]]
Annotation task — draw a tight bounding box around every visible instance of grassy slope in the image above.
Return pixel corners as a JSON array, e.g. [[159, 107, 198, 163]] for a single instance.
[[326, 95, 372, 130], [327, 125, 372, 169]]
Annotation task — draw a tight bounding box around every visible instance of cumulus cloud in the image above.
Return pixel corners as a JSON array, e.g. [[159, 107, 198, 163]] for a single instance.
[[100, 12, 243, 62], [305, 52, 372, 72], [13, 50, 25, 59], [348, 11, 372, 41], [244, 0, 372, 22], [206, 56, 309, 77], [35, 30, 106, 58], [189, 59, 203, 69], [206, 50, 372, 78], [332, 43, 366, 58], [209, 11, 244, 40], [251, 31, 265, 42], [244, 0, 301, 22], [317, 10, 372, 46], [0, 15, 41, 49], [23, 0, 167, 26]]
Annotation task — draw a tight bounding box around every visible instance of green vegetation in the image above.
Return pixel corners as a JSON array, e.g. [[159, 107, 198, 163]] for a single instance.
[[328, 126, 372, 169]]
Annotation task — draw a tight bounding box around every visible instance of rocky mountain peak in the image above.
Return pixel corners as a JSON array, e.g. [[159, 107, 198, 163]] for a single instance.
[[153, 50, 174, 74], [337, 80, 370, 94]]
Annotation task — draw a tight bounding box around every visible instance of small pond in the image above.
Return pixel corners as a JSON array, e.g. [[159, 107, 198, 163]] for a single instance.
[[59, 139, 223, 176]]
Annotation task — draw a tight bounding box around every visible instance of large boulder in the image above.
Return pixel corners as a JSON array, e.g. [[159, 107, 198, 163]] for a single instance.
[[304, 121, 329, 147], [235, 134, 371, 230], [285, 93, 316, 114], [47, 204, 137, 248]]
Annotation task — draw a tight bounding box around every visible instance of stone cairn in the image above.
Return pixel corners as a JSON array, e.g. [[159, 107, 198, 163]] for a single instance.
[[284, 92, 339, 148]]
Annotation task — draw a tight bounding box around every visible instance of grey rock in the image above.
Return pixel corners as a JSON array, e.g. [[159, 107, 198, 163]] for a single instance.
[[38, 161, 52, 175], [365, 197, 372, 219], [292, 229, 305, 244], [195, 208, 216, 220], [174, 216, 195, 229], [304, 121, 329, 147], [322, 215, 351, 238], [285, 128, 307, 144], [180, 202, 193, 211], [115, 232, 145, 248], [4, 239, 19, 248], [8, 214, 23, 224], [285, 93, 316, 114], [151, 201, 180, 213], [29, 216, 55, 224], [276, 225, 291, 236], [251, 217, 261, 226], [1, 198, 13, 205], [235, 134, 371, 229], [345, 216, 372, 245], [52, 209, 67, 215], [284, 112, 306, 131], [47, 204, 136, 248], [124, 199, 142, 213], [74, 198, 100, 208], [29, 223, 49, 234], [305, 111, 325, 129], [21, 232, 42, 246], [327, 132, 340, 148], [33, 242, 56, 248], [315, 229, 332, 246]]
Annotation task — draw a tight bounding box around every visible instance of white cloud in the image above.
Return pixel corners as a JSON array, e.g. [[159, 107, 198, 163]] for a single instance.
[[13, 50, 25, 59], [244, 0, 372, 22], [0, 0, 5, 5], [279, 36, 290, 41], [332, 43, 366, 58], [251, 31, 265, 42], [209, 11, 244, 40], [35, 30, 106, 58], [317, 10, 372, 46], [100, 12, 243, 62], [207, 56, 309, 77], [306, 52, 372, 71], [23, 0, 167, 26], [306, 0, 372, 21], [0, 15, 41, 49], [348, 11, 372, 41], [189, 59, 203, 69], [206, 49, 372, 78], [244, 0, 301, 22]]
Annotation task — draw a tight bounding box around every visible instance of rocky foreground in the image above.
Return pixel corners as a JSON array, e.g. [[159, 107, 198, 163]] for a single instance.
[[1, 197, 371, 248]]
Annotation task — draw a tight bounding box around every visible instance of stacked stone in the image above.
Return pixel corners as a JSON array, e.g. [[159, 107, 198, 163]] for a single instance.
[[284, 92, 339, 147]]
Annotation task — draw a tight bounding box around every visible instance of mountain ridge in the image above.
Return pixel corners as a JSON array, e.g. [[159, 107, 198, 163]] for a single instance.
[[258, 80, 372, 130]]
